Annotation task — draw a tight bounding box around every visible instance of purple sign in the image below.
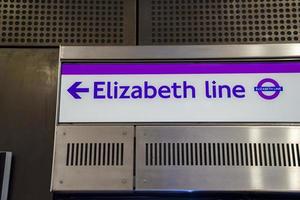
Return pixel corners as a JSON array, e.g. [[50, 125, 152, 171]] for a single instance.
[[59, 61, 300, 122], [61, 61, 300, 100], [61, 62, 300, 75]]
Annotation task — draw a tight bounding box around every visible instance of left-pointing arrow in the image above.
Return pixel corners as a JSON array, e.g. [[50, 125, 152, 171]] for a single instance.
[[67, 81, 89, 99]]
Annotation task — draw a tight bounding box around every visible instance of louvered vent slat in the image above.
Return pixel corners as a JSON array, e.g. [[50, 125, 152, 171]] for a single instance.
[[66, 143, 124, 166], [145, 143, 300, 167]]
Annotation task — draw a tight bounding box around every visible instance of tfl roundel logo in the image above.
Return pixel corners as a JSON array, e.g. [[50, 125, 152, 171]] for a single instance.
[[254, 78, 283, 100]]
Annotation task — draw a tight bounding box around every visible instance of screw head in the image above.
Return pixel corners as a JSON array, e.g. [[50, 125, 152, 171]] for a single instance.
[[63, 132, 66, 136], [59, 180, 64, 184], [122, 132, 127, 136], [143, 179, 147, 183]]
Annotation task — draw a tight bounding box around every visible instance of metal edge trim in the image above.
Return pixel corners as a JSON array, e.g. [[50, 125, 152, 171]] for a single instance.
[[1, 152, 12, 200], [51, 46, 63, 191], [60, 44, 300, 60]]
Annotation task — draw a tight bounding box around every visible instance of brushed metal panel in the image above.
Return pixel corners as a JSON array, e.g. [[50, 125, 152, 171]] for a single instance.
[[0, 48, 57, 200], [60, 44, 300, 60], [51, 126, 134, 191], [136, 126, 300, 191]]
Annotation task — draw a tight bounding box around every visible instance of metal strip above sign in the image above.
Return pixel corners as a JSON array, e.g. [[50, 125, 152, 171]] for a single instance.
[[58, 61, 300, 123]]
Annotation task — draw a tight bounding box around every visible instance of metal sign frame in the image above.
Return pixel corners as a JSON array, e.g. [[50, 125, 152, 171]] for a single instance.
[[52, 44, 300, 192], [57, 44, 300, 125]]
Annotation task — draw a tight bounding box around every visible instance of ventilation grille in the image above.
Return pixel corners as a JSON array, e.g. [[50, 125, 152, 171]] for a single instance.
[[66, 143, 124, 166], [139, 0, 300, 44], [145, 143, 300, 167], [0, 0, 135, 46]]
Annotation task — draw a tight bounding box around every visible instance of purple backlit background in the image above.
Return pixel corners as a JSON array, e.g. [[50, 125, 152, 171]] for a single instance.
[[62, 62, 300, 75]]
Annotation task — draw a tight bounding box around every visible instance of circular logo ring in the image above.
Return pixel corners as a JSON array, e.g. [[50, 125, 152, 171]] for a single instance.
[[256, 78, 282, 100]]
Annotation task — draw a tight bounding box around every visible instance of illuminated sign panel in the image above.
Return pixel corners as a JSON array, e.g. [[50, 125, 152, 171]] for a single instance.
[[58, 62, 300, 122]]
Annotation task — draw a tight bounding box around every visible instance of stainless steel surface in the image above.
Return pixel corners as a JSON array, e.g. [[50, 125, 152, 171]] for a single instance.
[[136, 126, 300, 191], [1, 152, 12, 200], [60, 44, 300, 60], [58, 45, 300, 192], [51, 126, 134, 191]]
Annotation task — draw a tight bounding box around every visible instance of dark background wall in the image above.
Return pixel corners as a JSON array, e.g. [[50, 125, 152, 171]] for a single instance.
[[0, 49, 58, 200], [0, 0, 300, 200]]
